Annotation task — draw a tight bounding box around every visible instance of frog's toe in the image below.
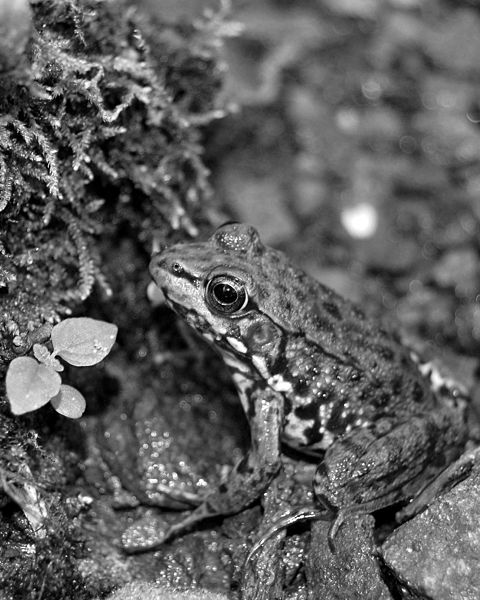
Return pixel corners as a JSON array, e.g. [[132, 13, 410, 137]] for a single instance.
[[244, 507, 327, 568], [143, 486, 205, 510], [326, 510, 345, 554], [121, 513, 172, 554], [122, 503, 224, 553]]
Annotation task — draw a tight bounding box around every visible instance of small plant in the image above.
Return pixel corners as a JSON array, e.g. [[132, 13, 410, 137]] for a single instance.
[[6, 318, 117, 418]]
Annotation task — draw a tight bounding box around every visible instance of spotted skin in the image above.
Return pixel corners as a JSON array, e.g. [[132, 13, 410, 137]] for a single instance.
[[147, 223, 469, 550]]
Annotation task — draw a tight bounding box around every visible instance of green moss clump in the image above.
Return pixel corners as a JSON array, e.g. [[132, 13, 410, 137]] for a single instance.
[[0, 2, 227, 598], [0, 0, 224, 360]]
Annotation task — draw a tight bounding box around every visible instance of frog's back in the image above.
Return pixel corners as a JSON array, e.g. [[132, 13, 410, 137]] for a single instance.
[[255, 245, 401, 363], [255, 245, 436, 424]]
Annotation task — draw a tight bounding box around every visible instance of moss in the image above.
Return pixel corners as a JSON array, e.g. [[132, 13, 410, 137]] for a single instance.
[[0, 401, 85, 599], [0, 503, 90, 600], [0, 1, 227, 598], [0, 0, 222, 359]]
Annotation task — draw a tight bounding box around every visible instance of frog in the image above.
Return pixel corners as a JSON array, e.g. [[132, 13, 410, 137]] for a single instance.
[[144, 222, 469, 554]]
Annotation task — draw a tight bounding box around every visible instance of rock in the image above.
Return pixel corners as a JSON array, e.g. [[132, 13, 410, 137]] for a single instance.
[[241, 463, 311, 600], [413, 111, 480, 165], [456, 302, 480, 350], [431, 248, 479, 298], [322, 0, 382, 18], [395, 285, 456, 341], [286, 87, 353, 176], [291, 174, 328, 218], [421, 75, 474, 115], [424, 10, 480, 73], [382, 465, 480, 600], [102, 582, 228, 600], [221, 6, 328, 105], [351, 107, 403, 145], [370, 13, 423, 70], [305, 517, 392, 600]]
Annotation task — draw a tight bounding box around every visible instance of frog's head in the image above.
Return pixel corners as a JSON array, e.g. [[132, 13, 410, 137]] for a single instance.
[[149, 223, 294, 384]]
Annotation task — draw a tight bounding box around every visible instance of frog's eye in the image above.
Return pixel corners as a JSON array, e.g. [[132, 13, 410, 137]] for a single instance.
[[205, 275, 248, 314]]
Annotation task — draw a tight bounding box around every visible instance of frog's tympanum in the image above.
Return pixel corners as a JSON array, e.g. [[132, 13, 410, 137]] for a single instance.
[[147, 222, 468, 553]]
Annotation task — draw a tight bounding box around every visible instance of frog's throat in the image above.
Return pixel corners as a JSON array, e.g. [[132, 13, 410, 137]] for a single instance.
[[218, 340, 272, 382], [164, 293, 248, 363], [166, 293, 293, 394], [217, 342, 295, 398]]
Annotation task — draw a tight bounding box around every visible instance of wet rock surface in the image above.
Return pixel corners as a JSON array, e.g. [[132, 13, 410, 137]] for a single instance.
[[382, 464, 480, 600], [101, 582, 229, 600], [306, 517, 392, 600], [240, 462, 313, 600]]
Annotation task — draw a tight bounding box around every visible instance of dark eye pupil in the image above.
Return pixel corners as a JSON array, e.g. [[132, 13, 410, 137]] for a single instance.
[[205, 275, 248, 314], [213, 283, 238, 305]]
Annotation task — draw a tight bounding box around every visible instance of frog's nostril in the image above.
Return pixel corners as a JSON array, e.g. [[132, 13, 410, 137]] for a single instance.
[[171, 262, 184, 275], [149, 257, 185, 278]]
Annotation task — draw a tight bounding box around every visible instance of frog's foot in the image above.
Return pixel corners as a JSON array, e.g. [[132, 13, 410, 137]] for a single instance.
[[243, 507, 329, 569], [122, 512, 172, 553], [143, 484, 205, 510], [122, 503, 219, 554], [243, 495, 387, 569], [123, 457, 282, 553], [123, 388, 284, 554], [325, 497, 388, 553], [175, 386, 283, 546]]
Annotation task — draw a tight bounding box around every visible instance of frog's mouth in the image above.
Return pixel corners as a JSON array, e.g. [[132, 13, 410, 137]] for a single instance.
[[162, 291, 212, 335], [163, 284, 289, 392], [164, 294, 254, 364]]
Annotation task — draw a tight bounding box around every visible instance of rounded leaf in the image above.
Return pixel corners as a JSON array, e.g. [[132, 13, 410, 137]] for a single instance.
[[51, 317, 118, 367], [50, 385, 86, 419], [6, 357, 61, 415]]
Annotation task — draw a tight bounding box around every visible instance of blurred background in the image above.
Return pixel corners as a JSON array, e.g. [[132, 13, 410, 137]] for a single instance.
[[140, 0, 480, 356]]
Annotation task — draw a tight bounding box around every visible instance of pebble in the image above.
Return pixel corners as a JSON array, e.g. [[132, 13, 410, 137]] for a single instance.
[[382, 464, 480, 600]]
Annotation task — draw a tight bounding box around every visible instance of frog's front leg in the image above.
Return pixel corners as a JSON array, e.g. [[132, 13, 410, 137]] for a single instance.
[[315, 403, 468, 550], [124, 387, 283, 553], [190, 385, 283, 516]]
